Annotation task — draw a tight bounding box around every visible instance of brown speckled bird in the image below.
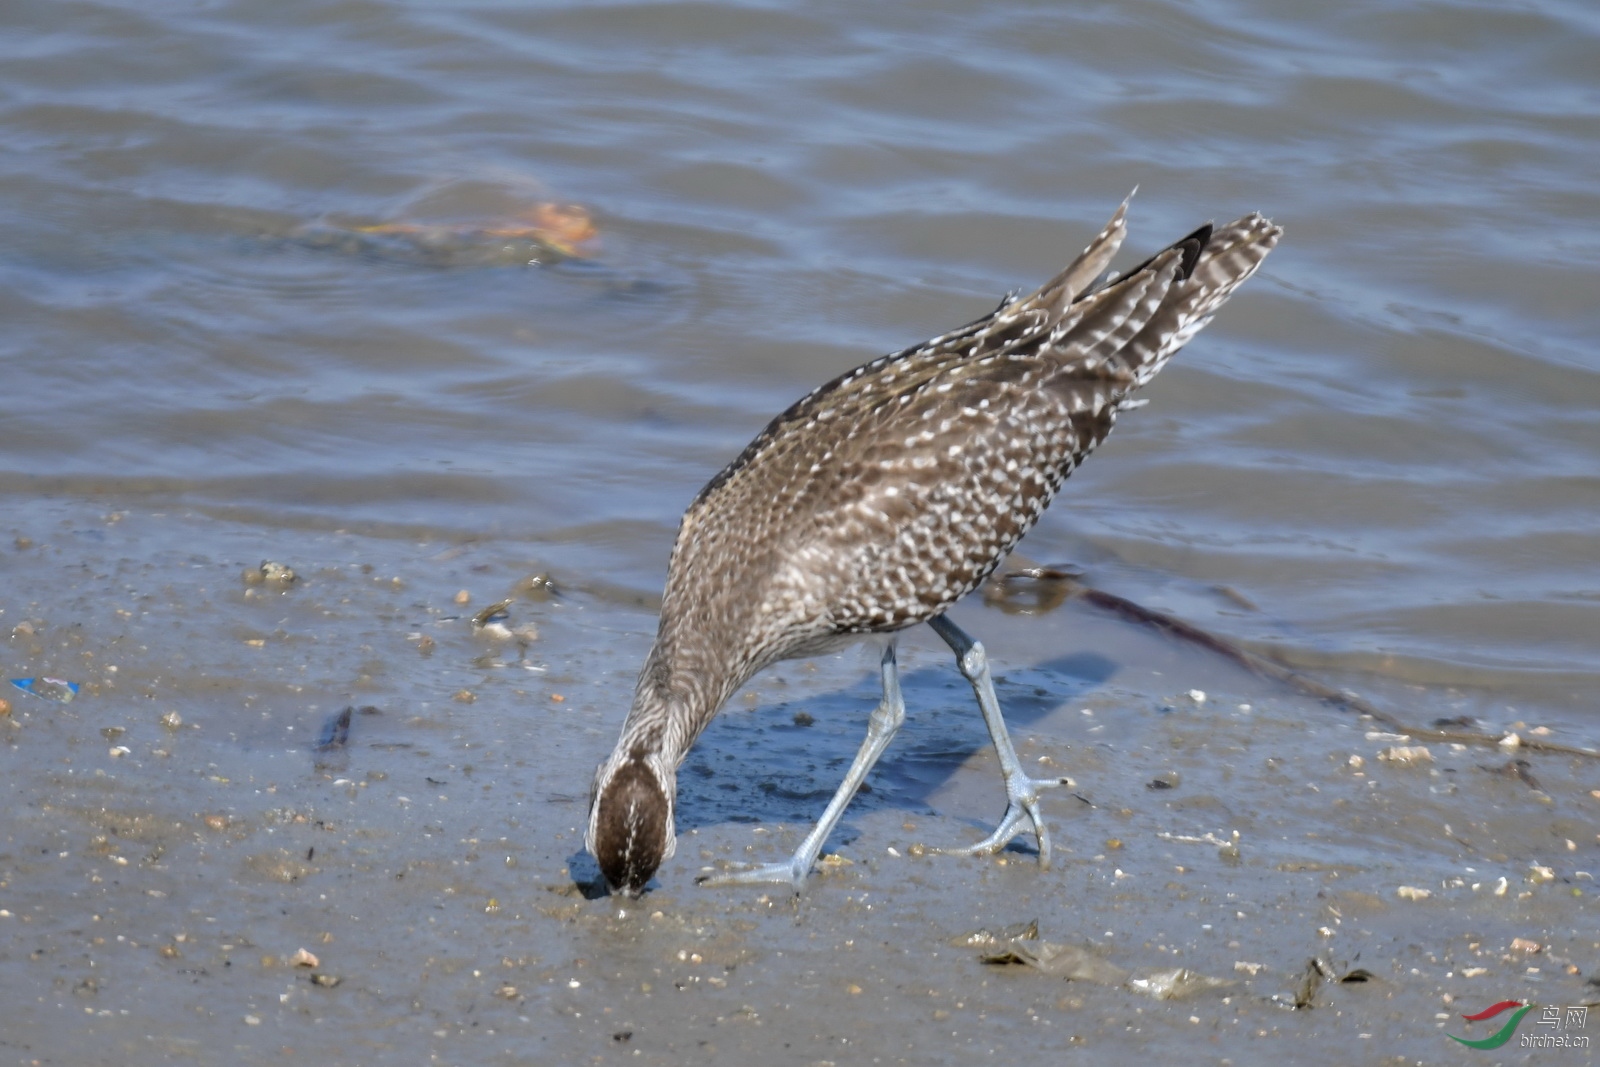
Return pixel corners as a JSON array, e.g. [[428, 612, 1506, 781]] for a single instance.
[[587, 197, 1281, 895]]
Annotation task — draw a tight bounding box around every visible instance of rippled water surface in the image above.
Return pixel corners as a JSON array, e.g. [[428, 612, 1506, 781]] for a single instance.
[[2, 1, 1598, 1063], [7, 0, 1598, 704]]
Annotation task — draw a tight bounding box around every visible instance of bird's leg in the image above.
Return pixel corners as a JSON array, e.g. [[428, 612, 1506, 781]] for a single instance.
[[927, 614, 1069, 865], [698, 641, 905, 891]]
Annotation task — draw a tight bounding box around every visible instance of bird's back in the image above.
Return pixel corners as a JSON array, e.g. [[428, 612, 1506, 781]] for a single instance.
[[661, 202, 1281, 681]]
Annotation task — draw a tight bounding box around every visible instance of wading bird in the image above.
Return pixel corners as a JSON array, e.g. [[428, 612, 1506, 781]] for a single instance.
[[587, 198, 1280, 895]]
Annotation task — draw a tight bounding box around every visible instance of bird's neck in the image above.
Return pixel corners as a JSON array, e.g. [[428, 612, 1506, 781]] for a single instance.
[[613, 634, 748, 773]]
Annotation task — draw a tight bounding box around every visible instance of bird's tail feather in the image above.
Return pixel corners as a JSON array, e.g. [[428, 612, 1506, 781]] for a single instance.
[[1031, 191, 1134, 311], [1106, 212, 1281, 389]]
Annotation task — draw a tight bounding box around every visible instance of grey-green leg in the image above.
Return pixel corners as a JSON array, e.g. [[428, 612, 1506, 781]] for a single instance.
[[698, 641, 905, 891], [927, 614, 1068, 865]]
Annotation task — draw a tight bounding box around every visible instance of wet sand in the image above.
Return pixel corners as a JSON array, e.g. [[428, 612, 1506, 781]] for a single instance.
[[3, 501, 1594, 1065]]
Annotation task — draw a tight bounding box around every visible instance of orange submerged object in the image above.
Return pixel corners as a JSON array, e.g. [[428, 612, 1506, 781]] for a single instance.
[[356, 202, 598, 257]]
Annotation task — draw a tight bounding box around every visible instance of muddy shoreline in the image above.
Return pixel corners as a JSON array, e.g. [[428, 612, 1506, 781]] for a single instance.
[[3, 502, 1594, 1065]]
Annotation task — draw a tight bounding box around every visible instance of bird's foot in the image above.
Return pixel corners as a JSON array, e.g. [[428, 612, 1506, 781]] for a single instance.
[[934, 773, 1071, 866], [695, 854, 811, 891]]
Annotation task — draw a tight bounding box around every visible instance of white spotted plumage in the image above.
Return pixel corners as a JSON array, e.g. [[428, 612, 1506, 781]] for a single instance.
[[588, 198, 1281, 892]]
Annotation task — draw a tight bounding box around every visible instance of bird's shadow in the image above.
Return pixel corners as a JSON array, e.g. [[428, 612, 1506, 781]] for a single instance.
[[564, 851, 610, 899], [670, 649, 1116, 851]]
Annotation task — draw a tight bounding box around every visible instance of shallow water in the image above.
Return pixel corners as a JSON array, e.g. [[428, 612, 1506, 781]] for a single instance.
[[2, 1, 1598, 1063]]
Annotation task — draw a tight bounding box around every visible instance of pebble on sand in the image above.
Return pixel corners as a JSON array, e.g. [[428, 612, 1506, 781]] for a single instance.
[[1376, 745, 1432, 766], [243, 561, 297, 586]]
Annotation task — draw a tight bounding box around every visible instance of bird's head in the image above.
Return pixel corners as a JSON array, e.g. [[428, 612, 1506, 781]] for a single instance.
[[586, 747, 676, 896]]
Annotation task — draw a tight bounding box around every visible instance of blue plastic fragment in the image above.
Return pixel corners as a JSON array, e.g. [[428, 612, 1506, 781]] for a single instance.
[[10, 677, 80, 703]]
